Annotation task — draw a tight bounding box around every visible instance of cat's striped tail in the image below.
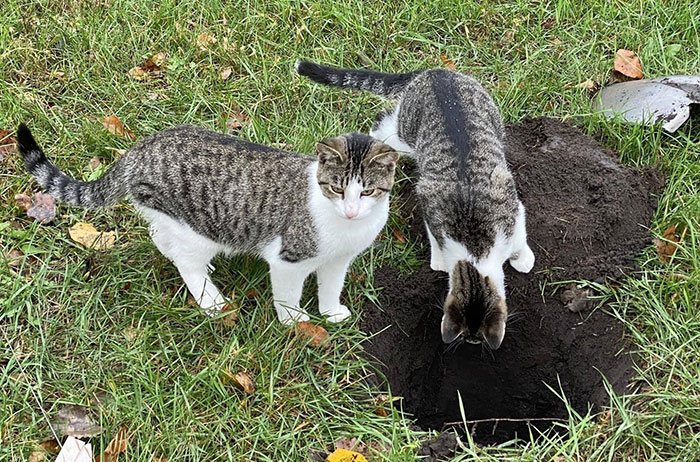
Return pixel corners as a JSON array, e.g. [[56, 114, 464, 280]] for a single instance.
[[17, 124, 128, 208], [295, 60, 419, 98]]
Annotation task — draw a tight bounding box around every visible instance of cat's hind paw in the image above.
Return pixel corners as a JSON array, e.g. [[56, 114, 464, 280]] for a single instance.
[[321, 304, 351, 323], [509, 245, 535, 273]]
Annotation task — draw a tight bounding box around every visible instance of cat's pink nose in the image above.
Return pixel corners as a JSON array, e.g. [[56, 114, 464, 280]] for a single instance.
[[345, 210, 358, 219]]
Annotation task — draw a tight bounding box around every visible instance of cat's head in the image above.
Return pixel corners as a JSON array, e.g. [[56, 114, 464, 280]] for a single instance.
[[316, 133, 398, 220], [441, 260, 507, 350]]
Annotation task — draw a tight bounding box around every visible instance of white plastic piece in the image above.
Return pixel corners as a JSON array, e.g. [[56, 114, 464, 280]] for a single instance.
[[55, 436, 93, 462]]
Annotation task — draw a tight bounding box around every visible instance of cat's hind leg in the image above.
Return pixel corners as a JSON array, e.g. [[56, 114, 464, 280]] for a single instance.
[[142, 207, 227, 316], [316, 257, 353, 323], [425, 224, 448, 272], [508, 202, 535, 273], [268, 262, 312, 324]]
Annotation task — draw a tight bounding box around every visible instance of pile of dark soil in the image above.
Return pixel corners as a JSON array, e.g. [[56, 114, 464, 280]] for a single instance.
[[361, 118, 664, 445]]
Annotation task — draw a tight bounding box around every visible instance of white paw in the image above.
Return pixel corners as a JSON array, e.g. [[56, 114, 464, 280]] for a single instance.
[[320, 304, 351, 323], [510, 245, 535, 273], [275, 304, 310, 325]]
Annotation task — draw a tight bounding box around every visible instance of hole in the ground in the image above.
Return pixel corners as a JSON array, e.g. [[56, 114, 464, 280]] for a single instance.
[[362, 118, 664, 445]]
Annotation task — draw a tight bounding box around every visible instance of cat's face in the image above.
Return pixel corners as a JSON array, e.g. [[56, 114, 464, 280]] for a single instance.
[[440, 260, 507, 350], [316, 133, 398, 220]]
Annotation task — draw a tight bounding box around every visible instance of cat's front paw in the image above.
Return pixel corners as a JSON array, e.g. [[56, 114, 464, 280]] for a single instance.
[[510, 245, 535, 273], [275, 304, 310, 325], [320, 304, 351, 323]]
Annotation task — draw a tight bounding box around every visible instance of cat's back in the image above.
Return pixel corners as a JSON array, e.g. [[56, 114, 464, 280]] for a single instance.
[[127, 124, 308, 166]]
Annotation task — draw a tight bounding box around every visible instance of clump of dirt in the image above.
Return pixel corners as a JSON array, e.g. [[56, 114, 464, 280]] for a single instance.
[[361, 118, 664, 445]]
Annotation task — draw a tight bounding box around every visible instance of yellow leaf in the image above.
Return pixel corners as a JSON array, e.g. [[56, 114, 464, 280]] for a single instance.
[[326, 448, 368, 462], [197, 32, 217, 49], [69, 222, 116, 250]]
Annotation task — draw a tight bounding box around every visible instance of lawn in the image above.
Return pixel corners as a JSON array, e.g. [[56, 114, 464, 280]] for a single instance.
[[1, 0, 699, 461]]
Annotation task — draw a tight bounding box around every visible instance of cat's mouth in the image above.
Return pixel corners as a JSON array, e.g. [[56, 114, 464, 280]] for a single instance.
[[462, 334, 482, 345]]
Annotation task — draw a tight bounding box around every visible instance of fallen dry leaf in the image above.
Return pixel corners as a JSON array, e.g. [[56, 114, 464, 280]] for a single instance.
[[197, 32, 217, 49], [230, 370, 255, 394], [373, 407, 388, 417], [128, 52, 167, 81], [221, 303, 238, 327], [15, 192, 57, 223], [245, 288, 259, 299], [89, 156, 102, 170], [392, 227, 407, 243], [326, 448, 368, 462], [96, 427, 129, 462], [5, 249, 24, 268], [614, 49, 643, 79], [0, 128, 17, 160], [654, 224, 681, 263], [220, 67, 233, 81], [52, 404, 103, 438], [440, 54, 456, 70], [102, 115, 136, 140], [225, 104, 250, 132], [296, 321, 330, 347], [69, 222, 116, 250], [541, 18, 555, 30]]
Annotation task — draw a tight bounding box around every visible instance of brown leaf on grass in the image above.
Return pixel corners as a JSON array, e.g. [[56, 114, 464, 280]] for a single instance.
[[225, 104, 250, 132], [221, 303, 238, 327], [197, 32, 217, 49], [373, 407, 388, 417], [0, 128, 17, 160], [220, 67, 233, 81], [541, 18, 555, 30], [245, 288, 259, 299], [129, 52, 167, 81], [614, 49, 643, 79], [68, 222, 116, 250], [392, 227, 407, 243], [5, 249, 24, 268], [223, 370, 256, 394], [39, 440, 61, 453], [296, 321, 330, 347], [14, 192, 56, 223], [654, 224, 681, 263], [440, 54, 456, 70], [102, 115, 136, 140], [96, 427, 129, 462]]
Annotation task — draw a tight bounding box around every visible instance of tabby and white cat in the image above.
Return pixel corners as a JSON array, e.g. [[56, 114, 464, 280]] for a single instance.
[[296, 61, 535, 349], [17, 124, 398, 324]]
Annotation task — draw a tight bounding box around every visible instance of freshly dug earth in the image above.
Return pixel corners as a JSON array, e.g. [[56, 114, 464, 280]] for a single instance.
[[361, 118, 664, 445]]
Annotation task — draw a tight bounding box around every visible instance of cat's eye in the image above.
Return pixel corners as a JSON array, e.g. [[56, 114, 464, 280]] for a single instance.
[[330, 185, 344, 195], [361, 189, 377, 197]]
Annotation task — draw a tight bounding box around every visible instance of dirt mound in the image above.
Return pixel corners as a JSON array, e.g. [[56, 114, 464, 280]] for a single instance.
[[362, 118, 664, 444]]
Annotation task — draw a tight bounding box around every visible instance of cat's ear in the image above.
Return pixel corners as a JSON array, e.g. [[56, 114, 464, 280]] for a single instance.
[[316, 137, 346, 164], [441, 294, 462, 344], [367, 143, 398, 169]]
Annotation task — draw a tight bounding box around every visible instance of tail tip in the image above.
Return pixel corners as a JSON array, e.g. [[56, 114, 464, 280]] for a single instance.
[[16, 123, 38, 154], [295, 59, 315, 76]]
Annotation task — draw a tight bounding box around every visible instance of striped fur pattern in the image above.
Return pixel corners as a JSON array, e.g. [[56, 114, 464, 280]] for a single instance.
[[296, 61, 535, 349], [17, 124, 397, 324]]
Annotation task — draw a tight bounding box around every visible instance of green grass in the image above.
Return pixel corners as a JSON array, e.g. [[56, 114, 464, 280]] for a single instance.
[[1, 0, 699, 460]]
